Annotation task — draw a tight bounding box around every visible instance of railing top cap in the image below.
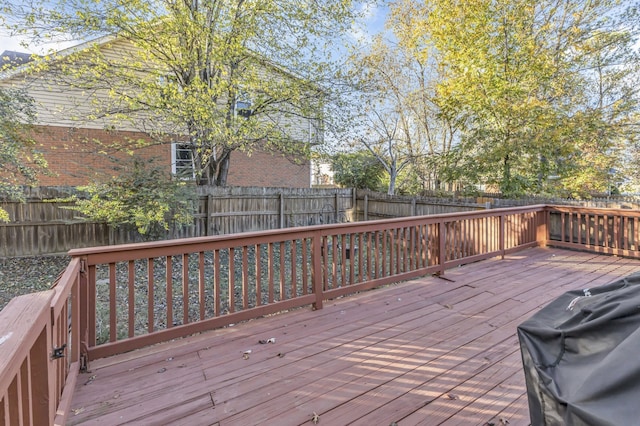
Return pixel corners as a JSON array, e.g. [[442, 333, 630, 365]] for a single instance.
[[67, 205, 550, 260]]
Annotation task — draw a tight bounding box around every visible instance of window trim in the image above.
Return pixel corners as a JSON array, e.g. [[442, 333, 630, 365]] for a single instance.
[[171, 142, 196, 180]]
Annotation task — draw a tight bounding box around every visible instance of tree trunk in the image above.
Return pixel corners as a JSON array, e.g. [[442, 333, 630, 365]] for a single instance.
[[215, 150, 230, 187], [388, 164, 397, 195], [501, 154, 511, 194]]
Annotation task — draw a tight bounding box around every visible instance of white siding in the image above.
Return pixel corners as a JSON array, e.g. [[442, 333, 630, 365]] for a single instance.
[[1, 38, 322, 142]]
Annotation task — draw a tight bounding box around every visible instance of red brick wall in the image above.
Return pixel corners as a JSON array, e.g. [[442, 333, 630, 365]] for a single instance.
[[28, 125, 310, 188], [29, 126, 165, 186], [226, 150, 310, 188]]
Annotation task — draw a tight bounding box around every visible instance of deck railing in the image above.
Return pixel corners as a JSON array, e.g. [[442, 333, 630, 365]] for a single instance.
[[0, 258, 81, 426], [2, 204, 639, 425], [548, 205, 640, 257]]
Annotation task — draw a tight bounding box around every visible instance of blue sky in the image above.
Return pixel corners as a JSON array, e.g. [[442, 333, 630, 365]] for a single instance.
[[350, 2, 389, 43]]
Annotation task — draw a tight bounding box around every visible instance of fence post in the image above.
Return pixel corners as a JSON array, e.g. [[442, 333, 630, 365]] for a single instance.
[[411, 198, 417, 216], [364, 194, 369, 221], [311, 232, 324, 310], [206, 194, 213, 236], [352, 188, 357, 222], [334, 193, 339, 223], [279, 192, 285, 229]]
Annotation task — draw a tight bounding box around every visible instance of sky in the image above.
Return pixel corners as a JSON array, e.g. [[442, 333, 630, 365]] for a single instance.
[[0, 2, 389, 56], [0, 28, 77, 55], [350, 2, 389, 43]]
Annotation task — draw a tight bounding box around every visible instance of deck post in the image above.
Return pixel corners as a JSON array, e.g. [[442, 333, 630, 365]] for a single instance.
[[71, 272, 81, 363], [29, 324, 54, 425], [311, 232, 324, 310], [499, 214, 505, 259], [537, 208, 549, 247], [78, 258, 90, 369], [437, 221, 446, 275]]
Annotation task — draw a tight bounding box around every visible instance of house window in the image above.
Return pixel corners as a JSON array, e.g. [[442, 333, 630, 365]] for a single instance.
[[171, 142, 195, 179], [235, 91, 253, 118]]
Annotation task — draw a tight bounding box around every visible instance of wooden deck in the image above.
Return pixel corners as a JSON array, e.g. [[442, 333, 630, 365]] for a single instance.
[[67, 247, 640, 425]]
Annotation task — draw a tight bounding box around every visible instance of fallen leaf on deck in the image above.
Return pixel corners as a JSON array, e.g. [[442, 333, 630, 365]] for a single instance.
[[157, 367, 167, 373], [444, 304, 453, 309], [73, 407, 85, 416], [499, 418, 510, 425], [446, 393, 458, 400], [166, 357, 173, 361], [277, 352, 286, 358], [312, 412, 320, 424], [83, 375, 96, 385]]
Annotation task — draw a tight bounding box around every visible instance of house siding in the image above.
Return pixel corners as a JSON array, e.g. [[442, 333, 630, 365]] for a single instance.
[[2, 38, 314, 188], [1, 39, 144, 132]]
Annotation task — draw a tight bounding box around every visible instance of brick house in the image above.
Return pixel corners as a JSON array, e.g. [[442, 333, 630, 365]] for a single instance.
[[0, 40, 319, 188]]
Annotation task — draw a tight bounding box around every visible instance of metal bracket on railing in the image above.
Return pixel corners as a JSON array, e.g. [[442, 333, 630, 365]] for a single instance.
[[51, 344, 67, 360]]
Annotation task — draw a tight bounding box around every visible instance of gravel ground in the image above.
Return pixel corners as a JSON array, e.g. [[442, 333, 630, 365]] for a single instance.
[[0, 255, 71, 310]]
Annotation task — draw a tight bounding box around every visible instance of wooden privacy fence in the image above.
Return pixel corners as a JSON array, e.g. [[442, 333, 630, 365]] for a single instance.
[[0, 188, 135, 256], [191, 186, 355, 237], [4, 186, 640, 258], [3, 204, 640, 424], [354, 190, 484, 221], [0, 187, 355, 257]]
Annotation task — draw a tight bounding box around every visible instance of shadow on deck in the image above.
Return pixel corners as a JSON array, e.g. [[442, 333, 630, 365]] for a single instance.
[[67, 247, 640, 425]]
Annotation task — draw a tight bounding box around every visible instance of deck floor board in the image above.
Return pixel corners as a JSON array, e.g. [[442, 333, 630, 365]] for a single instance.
[[68, 247, 640, 425]]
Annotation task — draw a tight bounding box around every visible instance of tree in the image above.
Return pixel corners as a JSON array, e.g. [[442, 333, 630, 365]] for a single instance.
[[0, 87, 48, 222], [414, 0, 640, 197], [355, 109, 411, 195], [3, 0, 359, 186], [345, 19, 460, 195], [331, 151, 384, 191]]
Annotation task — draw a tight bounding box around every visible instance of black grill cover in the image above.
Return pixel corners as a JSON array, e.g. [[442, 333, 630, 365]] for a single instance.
[[518, 273, 640, 425]]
